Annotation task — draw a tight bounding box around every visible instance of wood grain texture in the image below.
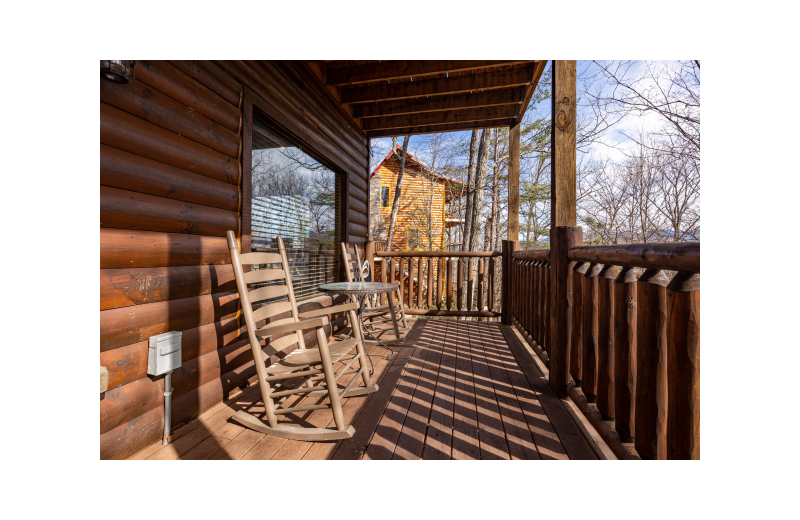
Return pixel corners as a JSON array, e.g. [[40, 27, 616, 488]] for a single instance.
[[100, 228, 230, 269], [100, 76, 239, 158], [100, 264, 237, 310], [596, 265, 616, 419], [569, 242, 700, 272], [339, 65, 535, 103], [361, 104, 517, 131], [100, 291, 240, 351], [101, 186, 239, 237], [101, 102, 239, 185], [582, 264, 602, 400], [170, 60, 241, 106], [508, 122, 520, 240], [135, 60, 240, 132], [550, 60, 577, 235], [550, 227, 581, 398], [613, 268, 639, 441], [353, 88, 525, 118], [100, 145, 239, 211], [667, 286, 700, 459], [325, 60, 530, 86]]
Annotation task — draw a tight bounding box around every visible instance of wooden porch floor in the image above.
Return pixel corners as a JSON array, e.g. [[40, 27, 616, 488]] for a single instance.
[[129, 319, 597, 460]]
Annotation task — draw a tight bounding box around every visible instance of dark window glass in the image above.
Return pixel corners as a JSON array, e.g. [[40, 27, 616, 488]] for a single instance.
[[250, 115, 340, 301], [381, 186, 389, 207]]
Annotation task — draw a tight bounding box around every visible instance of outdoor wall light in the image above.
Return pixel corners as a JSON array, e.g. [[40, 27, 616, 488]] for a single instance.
[[100, 60, 135, 84]]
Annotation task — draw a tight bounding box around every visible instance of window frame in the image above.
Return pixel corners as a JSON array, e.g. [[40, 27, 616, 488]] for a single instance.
[[381, 186, 390, 207]]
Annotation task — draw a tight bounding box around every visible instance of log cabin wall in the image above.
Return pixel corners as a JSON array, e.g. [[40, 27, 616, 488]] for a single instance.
[[100, 61, 369, 459]]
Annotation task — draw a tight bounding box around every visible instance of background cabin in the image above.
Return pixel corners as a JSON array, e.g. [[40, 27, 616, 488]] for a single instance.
[[368, 146, 464, 251]]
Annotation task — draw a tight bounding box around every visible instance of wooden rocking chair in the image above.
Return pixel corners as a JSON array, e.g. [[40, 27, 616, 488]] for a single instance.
[[227, 231, 378, 441], [340, 242, 410, 344]]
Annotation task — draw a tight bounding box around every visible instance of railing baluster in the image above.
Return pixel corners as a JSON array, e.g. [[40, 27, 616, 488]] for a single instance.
[[614, 267, 640, 443], [583, 263, 601, 402], [380, 258, 387, 306], [597, 264, 617, 420], [666, 271, 700, 459], [467, 257, 474, 312], [635, 269, 670, 460], [544, 261, 551, 353], [417, 258, 424, 309], [477, 258, 485, 317], [437, 257, 444, 310], [571, 262, 589, 385], [488, 256, 495, 313], [457, 257, 464, 311], [446, 257, 453, 311], [398, 257, 406, 308], [426, 257, 433, 309]]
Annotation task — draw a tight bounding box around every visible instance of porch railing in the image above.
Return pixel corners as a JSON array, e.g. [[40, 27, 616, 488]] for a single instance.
[[504, 230, 700, 460], [366, 245, 501, 318]]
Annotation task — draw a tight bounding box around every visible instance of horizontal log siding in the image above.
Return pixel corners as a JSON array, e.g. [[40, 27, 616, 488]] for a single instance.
[[376, 156, 446, 251], [101, 60, 369, 459], [100, 60, 243, 459]]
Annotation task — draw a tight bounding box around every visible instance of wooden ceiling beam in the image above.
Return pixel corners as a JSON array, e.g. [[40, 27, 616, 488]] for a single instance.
[[339, 64, 537, 104], [514, 60, 549, 125], [352, 87, 525, 119], [361, 105, 518, 131], [324, 60, 531, 86], [365, 118, 516, 138]]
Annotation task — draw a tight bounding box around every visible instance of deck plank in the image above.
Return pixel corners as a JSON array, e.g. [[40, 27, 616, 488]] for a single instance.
[[126, 319, 599, 461], [450, 320, 481, 460], [392, 320, 447, 459], [500, 324, 598, 460], [466, 322, 511, 460], [331, 320, 426, 460], [363, 321, 437, 460], [422, 320, 457, 460], [474, 323, 540, 460], [489, 324, 569, 459]]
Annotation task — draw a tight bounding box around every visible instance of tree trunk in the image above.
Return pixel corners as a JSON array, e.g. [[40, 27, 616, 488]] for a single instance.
[[462, 130, 480, 252], [385, 135, 411, 251], [463, 129, 492, 310]]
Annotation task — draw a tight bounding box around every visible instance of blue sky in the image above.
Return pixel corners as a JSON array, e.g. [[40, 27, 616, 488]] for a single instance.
[[370, 60, 673, 171]]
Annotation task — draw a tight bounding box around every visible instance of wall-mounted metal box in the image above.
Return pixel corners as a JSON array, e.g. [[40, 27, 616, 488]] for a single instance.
[[147, 331, 182, 376]]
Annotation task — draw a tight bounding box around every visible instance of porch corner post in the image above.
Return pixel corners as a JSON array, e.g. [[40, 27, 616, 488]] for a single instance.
[[501, 240, 519, 324], [549, 60, 578, 399], [550, 226, 581, 398], [508, 121, 520, 242]]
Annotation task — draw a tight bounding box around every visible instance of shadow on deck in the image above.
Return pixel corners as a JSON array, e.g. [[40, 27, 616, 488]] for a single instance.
[[129, 319, 598, 460]]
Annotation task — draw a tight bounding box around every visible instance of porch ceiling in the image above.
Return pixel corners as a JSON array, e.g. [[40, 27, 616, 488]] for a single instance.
[[309, 60, 548, 138]]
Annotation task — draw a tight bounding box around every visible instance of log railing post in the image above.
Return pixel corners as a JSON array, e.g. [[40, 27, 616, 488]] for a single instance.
[[550, 225, 581, 399], [501, 240, 518, 324], [614, 267, 640, 442], [570, 262, 589, 385], [597, 264, 617, 419], [635, 269, 671, 459], [666, 272, 700, 459], [583, 263, 602, 402]]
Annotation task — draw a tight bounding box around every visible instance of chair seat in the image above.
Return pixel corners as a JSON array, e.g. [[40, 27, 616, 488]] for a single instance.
[[265, 337, 358, 374]]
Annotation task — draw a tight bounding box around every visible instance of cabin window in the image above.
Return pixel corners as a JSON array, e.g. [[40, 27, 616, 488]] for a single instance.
[[249, 114, 340, 301], [407, 227, 421, 250], [381, 186, 390, 207]]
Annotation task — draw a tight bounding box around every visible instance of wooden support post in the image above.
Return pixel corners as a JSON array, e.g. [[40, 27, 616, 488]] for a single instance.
[[550, 226, 581, 399], [667, 272, 700, 459], [501, 240, 518, 324], [508, 122, 520, 241], [614, 267, 640, 442], [548, 60, 577, 399]]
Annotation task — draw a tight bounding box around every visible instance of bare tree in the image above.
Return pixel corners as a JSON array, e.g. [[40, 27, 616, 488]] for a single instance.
[[384, 135, 411, 251]]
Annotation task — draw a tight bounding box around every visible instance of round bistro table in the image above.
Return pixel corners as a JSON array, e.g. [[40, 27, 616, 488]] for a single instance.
[[318, 282, 404, 360]]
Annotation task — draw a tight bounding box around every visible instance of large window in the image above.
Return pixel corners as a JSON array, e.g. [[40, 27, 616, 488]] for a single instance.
[[250, 115, 340, 301]]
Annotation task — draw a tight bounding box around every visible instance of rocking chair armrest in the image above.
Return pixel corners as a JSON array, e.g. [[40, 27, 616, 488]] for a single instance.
[[255, 317, 329, 337], [298, 302, 359, 319]]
